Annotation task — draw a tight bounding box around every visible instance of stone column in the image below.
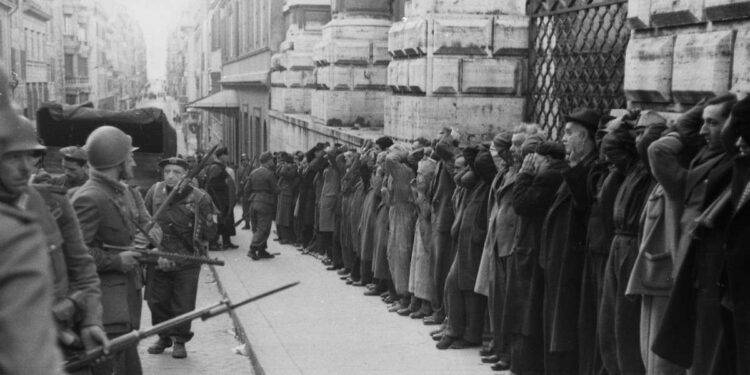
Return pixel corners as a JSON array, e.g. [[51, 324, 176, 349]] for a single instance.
[[385, 0, 528, 141], [625, 0, 750, 112], [271, 0, 331, 114], [311, 0, 393, 127]]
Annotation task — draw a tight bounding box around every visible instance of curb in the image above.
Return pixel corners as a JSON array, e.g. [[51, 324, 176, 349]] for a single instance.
[[208, 265, 265, 375]]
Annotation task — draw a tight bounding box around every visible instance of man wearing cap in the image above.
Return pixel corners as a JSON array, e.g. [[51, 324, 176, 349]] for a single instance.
[[0, 66, 70, 374], [245, 151, 279, 260], [50, 145, 89, 192], [536, 108, 602, 373], [72, 125, 161, 375], [205, 147, 238, 249], [143, 157, 216, 359]]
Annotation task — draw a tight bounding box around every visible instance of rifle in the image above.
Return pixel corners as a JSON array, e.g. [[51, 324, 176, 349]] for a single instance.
[[64, 281, 300, 372], [103, 244, 225, 266], [130, 217, 225, 266], [234, 155, 258, 228], [147, 143, 220, 231]]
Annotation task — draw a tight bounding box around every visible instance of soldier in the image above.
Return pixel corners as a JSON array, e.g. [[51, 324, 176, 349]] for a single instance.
[[0, 116, 109, 374], [72, 126, 161, 375], [0, 64, 65, 375], [245, 151, 279, 260], [205, 147, 238, 249], [236, 153, 252, 230], [143, 156, 216, 359], [50, 145, 89, 193]]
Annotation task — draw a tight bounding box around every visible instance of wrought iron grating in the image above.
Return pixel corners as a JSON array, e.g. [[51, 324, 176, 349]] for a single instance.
[[527, 0, 630, 140]]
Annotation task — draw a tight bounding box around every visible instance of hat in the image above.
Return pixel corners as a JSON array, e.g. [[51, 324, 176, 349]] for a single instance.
[[536, 141, 566, 160], [240, 153, 249, 160], [279, 152, 294, 163], [158, 156, 189, 170], [521, 134, 545, 156], [259, 151, 274, 164], [492, 131, 513, 151], [565, 108, 602, 137], [216, 146, 228, 157], [60, 145, 88, 162], [375, 136, 394, 151], [635, 110, 667, 129]]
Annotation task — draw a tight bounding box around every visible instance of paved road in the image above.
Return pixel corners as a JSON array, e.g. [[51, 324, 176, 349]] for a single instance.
[[138, 267, 254, 374], [207, 206, 507, 375]]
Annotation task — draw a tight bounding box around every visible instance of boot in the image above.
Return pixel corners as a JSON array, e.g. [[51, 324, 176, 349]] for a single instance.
[[147, 337, 172, 354], [258, 250, 275, 259], [171, 342, 187, 358], [247, 249, 260, 260]]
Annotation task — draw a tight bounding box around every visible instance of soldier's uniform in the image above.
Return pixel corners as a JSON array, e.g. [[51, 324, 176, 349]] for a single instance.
[[24, 184, 103, 372], [143, 160, 216, 354], [245, 153, 279, 259], [0, 202, 65, 375]]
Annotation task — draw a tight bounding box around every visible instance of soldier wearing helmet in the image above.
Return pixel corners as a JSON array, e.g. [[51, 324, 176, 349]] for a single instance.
[[0, 63, 67, 375], [71, 125, 161, 375]]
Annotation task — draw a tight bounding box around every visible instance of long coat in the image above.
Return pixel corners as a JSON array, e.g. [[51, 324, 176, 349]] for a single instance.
[[318, 159, 341, 233], [205, 160, 235, 237], [372, 169, 391, 280], [385, 156, 417, 295], [359, 166, 381, 262], [276, 164, 299, 227], [409, 158, 437, 302], [651, 138, 734, 374]]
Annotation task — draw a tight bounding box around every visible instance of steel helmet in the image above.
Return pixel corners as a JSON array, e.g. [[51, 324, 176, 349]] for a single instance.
[[84, 126, 138, 169], [3, 115, 46, 155]]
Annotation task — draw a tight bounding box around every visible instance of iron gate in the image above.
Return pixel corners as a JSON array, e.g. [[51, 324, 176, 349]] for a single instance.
[[527, 0, 630, 140]]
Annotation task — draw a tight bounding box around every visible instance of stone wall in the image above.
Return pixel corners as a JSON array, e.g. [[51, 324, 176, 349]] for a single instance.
[[269, 110, 382, 152], [384, 0, 528, 142], [624, 0, 750, 112]]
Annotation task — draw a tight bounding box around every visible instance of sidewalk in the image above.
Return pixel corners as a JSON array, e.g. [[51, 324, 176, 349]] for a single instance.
[[211, 208, 506, 375], [138, 267, 254, 374]]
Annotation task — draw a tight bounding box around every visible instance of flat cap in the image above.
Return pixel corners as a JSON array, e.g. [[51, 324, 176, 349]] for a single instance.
[[60, 145, 87, 162], [565, 108, 602, 137], [158, 156, 189, 170]]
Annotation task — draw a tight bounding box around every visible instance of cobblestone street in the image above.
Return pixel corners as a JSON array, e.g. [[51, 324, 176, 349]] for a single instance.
[[138, 267, 253, 375]]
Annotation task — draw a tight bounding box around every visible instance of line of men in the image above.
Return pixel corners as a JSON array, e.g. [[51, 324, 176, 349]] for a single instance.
[[262, 94, 750, 375], [0, 62, 217, 373]]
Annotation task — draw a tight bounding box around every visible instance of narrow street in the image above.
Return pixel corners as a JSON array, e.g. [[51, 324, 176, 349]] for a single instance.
[[202, 207, 508, 375]]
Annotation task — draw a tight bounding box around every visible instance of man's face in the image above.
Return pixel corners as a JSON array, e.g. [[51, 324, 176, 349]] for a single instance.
[[163, 164, 186, 187], [0, 150, 36, 194], [120, 153, 136, 181], [700, 104, 728, 150], [241, 157, 248, 165], [452, 156, 466, 178], [562, 122, 587, 156], [62, 158, 87, 182]]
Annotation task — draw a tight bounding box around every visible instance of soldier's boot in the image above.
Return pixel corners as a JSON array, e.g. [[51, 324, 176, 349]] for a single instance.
[[258, 248, 275, 259], [147, 337, 172, 354], [172, 342, 187, 359], [247, 248, 260, 261]]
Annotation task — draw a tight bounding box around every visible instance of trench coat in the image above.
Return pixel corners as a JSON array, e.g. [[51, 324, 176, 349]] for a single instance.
[[430, 145, 457, 310], [372, 170, 391, 280], [360, 168, 381, 262], [385, 156, 417, 295], [349, 179, 366, 260], [408, 159, 437, 302], [452, 169, 494, 291], [318, 157, 342, 233]]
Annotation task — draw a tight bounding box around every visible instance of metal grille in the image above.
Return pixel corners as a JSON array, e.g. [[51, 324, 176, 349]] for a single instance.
[[527, 0, 630, 140]]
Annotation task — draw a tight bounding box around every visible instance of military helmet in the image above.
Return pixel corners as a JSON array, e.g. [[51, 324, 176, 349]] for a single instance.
[[84, 126, 138, 169], [3, 115, 46, 155]]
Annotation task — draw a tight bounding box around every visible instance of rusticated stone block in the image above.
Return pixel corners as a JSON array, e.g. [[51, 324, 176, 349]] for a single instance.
[[352, 66, 387, 90], [330, 40, 371, 65], [280, 51, 315, 71], [312, 42, 329, 65], [624, 35, 675, 103], [387, 61, 401, 92], [271, 87, 312, 113], [373, 41, 391, 65], [312, 90, 386, 127], [672, 30, 734, 104], [316, 66, 331, 89], [284, 70, 313, 88], [432, 17, 492, 56], [323, 18, 392, 42], [334, 0, 391, 17], [403, 19, 428, 57], [431, 57, 460, 95], [408, 58, 427, 94], [731, 28, 750, 93], [405, 0, 525, 17], [461, 57, 522, 95], [627, 0, 652, 29], [492, 15, 528, 56], [388, 22, 406, 58], [705, 0, 750, 21], [651, 0, 704, 27], [329, 65, 353, 90]]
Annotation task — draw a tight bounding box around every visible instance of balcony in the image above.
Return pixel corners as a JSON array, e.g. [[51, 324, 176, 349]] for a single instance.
[[65, 76, 91, 93], [64, 35, 90, 55]]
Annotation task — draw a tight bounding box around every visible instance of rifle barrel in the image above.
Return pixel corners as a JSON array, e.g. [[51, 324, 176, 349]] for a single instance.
[[136, 248, 226, 266]]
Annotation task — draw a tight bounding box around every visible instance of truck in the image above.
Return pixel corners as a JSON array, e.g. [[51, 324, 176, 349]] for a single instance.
[[36, 102, 177, 192]]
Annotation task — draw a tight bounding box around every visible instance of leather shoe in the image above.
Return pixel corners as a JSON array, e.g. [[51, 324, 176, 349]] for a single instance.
[[491, 361, 511, 371], [387, 303, 401, 313], [258, 251, 275, 259], [147, 337, 172, 354], [409, 311, 427, 319], [351, 281, 366, 287], [436, 335, 456, 350], [449, 339, 481, 349], [429, 328, 444, 336], [364, 289, 383, 296], [171, 342, 187, 358], [482, 355, 500, 364], [223, 242, 239, 249], [397, 307, 411, 316], [345, 278, 354, 285], [337, 268, 350, 276], [326, 265, 341, 271]]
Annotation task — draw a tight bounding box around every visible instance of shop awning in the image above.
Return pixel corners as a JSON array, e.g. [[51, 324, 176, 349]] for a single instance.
[[187, 90, 238, 109]]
